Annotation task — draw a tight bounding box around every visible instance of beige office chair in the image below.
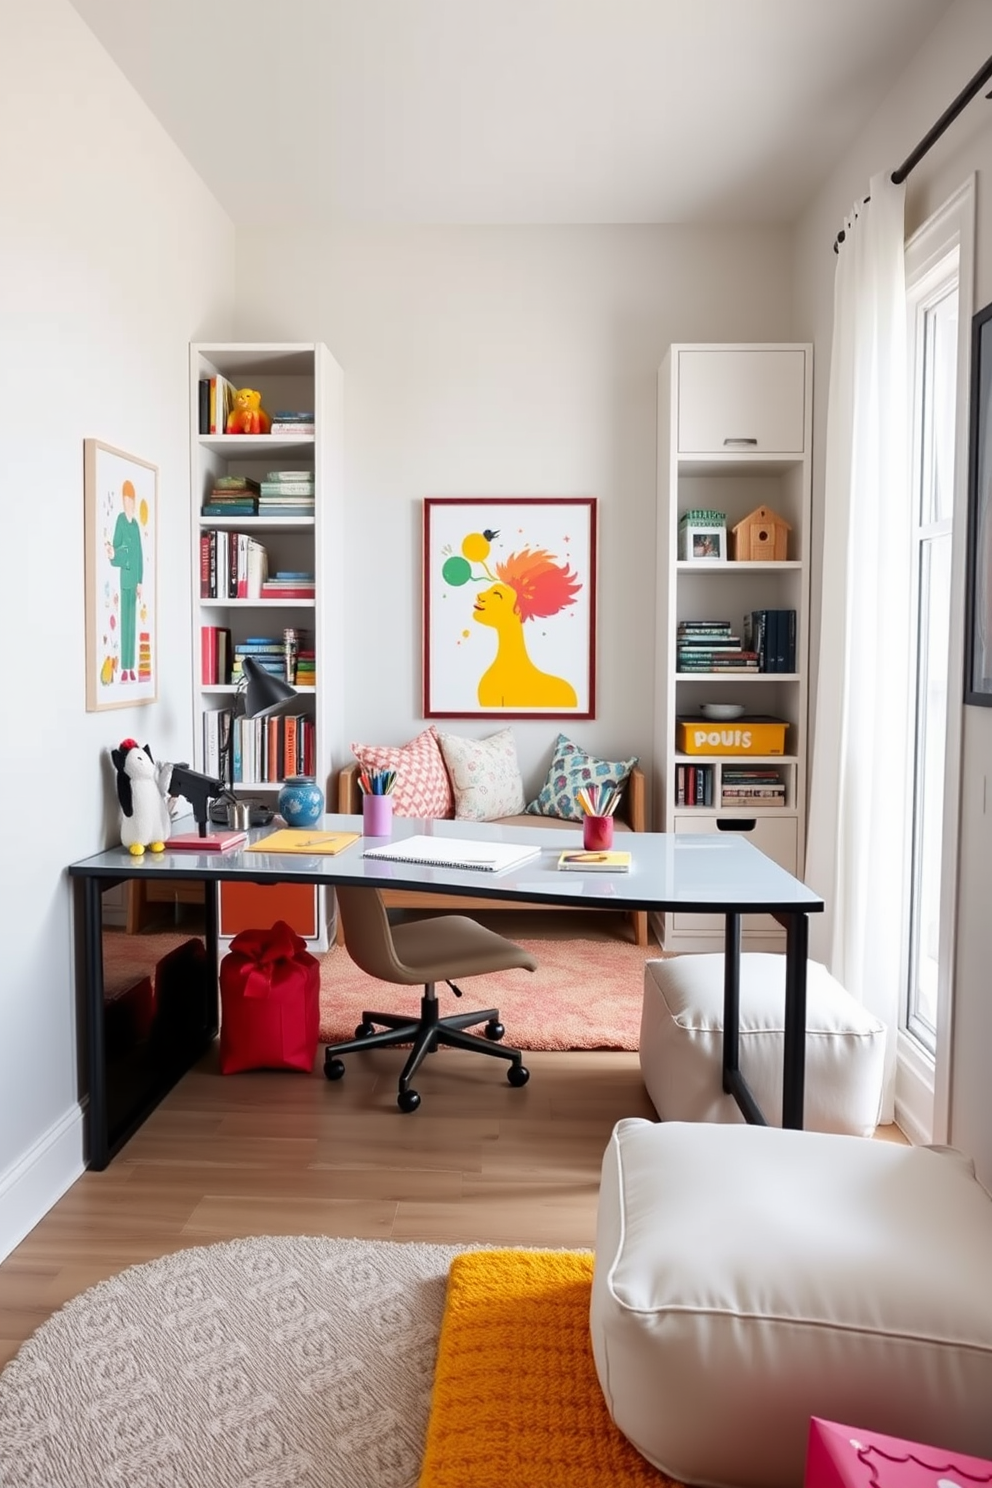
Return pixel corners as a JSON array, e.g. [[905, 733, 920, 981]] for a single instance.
[[324, 886, 537, 1111]]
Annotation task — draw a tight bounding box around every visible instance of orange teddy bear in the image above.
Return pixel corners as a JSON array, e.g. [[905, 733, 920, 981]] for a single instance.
[[226, 387, 271, 435]]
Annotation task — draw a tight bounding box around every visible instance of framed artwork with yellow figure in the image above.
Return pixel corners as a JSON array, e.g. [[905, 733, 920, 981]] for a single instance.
[[84, 439, 158, 711], [424, 497, 597, 720]]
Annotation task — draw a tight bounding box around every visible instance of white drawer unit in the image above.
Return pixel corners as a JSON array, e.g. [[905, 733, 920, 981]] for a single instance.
[[671, 813, 800, 943], [677, 348, 806, 455]]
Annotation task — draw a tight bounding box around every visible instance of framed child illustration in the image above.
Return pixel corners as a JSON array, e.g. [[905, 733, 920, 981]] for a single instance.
[[84, 439, 158, 710], [424, 496, 597, 719]]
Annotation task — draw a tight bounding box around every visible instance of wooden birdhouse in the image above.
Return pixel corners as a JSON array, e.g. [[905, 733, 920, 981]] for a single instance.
[[730, 505, 791, 562]]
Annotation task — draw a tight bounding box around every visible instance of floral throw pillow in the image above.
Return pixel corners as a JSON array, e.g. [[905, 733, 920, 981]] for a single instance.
[[525, 733, 637, 823], [350, 726, 454, 819], [438, 728, 526, 822]]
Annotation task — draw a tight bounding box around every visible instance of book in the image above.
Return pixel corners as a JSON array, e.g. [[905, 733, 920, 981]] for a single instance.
[[168, 830, 247, 852], [246, 829, 360, 856], [201, 502, 259, 517], [214, 475, 261, 492], [362, 835, 541, 873], [557, 850, 632, 872], [259, 482, 315, 496]]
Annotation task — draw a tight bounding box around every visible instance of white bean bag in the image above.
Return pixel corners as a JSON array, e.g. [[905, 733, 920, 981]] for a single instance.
[[591, 1119, 992, 1488], [640, 953, 885, 1135]]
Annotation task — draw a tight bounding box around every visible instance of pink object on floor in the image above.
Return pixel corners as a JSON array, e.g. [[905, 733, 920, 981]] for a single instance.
[[806, 1417, 992, 1488]]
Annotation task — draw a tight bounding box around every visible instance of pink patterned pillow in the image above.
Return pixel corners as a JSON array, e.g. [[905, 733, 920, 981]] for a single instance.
[[351, 727, 454, 819]]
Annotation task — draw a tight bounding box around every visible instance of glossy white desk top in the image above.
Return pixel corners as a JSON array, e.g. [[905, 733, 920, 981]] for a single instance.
[[69, 814, 823, 916]]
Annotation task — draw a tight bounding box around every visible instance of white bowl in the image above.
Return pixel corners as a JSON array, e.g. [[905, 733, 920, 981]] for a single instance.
[[700, 703, 745, 721]]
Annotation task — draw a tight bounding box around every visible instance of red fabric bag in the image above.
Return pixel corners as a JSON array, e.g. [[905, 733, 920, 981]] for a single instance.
[[219, 920, 320, 1074]]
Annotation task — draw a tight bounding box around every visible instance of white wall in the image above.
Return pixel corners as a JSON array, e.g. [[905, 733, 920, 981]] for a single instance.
[[793, 0, 992, 1183], [0, 0, 235, 1255], [235, 225, 796, 789]]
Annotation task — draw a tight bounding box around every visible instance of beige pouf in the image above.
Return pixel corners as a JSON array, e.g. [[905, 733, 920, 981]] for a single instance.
[[591, 1118, 992, 1488], [640, 952, 885, 1135]]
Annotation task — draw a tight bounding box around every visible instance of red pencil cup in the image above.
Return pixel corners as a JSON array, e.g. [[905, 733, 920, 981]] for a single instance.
[[583, 814, 614, 851], [363, 794, 393, 837]]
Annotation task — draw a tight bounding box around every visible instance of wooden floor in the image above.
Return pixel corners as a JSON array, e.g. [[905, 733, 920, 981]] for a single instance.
[[0, 909, 906, 1369]]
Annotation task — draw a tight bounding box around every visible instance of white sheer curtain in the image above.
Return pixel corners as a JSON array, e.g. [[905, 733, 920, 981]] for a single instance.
[[806, 171, 909, 1120]]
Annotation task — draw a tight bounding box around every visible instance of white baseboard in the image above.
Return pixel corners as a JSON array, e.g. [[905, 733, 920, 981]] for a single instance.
[[0, 1106, 85, 1264]]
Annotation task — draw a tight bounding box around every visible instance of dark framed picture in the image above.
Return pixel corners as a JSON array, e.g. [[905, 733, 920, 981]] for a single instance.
[[423, 496, 597, 719], [966, 300, 992, 704]]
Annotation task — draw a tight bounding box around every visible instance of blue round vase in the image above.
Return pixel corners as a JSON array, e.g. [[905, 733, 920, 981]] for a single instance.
[[277, 775, 324, 828]]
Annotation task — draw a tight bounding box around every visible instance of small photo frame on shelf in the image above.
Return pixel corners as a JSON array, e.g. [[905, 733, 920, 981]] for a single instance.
[[679, 509, 727, 562]]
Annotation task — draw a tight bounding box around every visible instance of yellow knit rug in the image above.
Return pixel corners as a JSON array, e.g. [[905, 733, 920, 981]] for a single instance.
[[418, 1249, 681, 1488]]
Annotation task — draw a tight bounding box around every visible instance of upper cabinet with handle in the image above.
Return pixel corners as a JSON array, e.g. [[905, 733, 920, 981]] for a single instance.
[[677, 347, 807, 455]]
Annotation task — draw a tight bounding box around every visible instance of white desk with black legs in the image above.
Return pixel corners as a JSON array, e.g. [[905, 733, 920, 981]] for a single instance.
[[68, 815, 824, 1168]]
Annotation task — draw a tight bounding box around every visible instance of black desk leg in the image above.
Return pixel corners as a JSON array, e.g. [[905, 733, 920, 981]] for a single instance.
[[204, 881, 220, 1039], [782, 912, 809, 1129], [83, 875, 109, 1172], [722, 912, 741, 1093], [723, 912, 766, 1124]]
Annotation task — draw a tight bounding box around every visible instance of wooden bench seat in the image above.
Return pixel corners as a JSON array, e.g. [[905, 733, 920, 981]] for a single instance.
[[336, 763, 648, 947]]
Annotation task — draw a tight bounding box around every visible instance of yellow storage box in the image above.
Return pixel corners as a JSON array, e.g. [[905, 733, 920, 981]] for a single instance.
[[677, 716, 788, 756]]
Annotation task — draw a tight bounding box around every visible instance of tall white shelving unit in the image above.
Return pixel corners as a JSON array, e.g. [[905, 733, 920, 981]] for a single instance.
[[189, 341, 344, 947], [654, 342, 813, 952]]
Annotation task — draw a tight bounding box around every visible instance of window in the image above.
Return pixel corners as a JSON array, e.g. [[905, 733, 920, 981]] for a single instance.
[[897, 178, 974, 1144], [906, 271, 956, 1054]]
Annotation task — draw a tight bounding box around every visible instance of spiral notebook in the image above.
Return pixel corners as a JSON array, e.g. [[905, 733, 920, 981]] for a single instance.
[[362, 835, 541, 873]]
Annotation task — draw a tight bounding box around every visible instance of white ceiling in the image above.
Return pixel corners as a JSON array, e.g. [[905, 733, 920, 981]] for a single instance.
[[69, 0, 955, 227]]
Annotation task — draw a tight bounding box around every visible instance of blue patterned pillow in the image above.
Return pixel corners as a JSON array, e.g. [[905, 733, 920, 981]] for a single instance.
[[525, 734, 638, 823]]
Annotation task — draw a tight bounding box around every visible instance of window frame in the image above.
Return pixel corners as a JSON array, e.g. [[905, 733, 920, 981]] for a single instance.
[[897, 176, 975, 1145]]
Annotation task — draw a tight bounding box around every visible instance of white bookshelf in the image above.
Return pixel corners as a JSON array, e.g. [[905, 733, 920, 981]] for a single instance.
[[189, 341, 344, 947], [654, 343, 813, 951]]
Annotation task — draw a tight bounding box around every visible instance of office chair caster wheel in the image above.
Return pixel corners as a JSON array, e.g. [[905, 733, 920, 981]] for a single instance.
[[483, 1020, 505, 1041], [507, 1063, 530, 1087], [398, 1088, 421, 1113], [355, 1021, 376, 1039], [324, 1057, 346, 1081]]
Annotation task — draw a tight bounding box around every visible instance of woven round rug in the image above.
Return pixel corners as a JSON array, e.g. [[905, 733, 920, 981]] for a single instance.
[[0, 1235, 465, 1488]]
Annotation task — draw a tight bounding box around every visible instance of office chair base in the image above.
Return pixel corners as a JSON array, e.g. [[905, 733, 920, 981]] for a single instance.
[[322, 989, 529, 1111]]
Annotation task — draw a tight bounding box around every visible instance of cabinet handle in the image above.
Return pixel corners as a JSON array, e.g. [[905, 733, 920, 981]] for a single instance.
[[716, 818, 756, 832], [723, 437, 758, 447]]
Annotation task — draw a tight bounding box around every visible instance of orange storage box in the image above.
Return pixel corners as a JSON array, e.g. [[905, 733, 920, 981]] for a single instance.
[[677, 716, 788, 756]]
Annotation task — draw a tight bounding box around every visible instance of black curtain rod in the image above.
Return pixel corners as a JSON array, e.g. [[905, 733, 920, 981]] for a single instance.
[[833, 52, 992, 252]]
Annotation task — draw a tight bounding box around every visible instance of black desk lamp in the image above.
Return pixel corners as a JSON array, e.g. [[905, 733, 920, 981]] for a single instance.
[[171, 658, 302, 836], [242, 654, 299, 719]]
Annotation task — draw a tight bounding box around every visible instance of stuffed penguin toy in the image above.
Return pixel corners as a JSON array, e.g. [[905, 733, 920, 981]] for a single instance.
[[111, 739, 173, 855]]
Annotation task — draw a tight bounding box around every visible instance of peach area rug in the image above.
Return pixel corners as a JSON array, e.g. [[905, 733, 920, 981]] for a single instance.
[[317, 935, 660, 1051], [100, 926, 663, 1051]]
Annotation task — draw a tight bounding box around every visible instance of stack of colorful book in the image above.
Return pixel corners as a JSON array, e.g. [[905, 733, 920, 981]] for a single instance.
[[295, 649, 316, 688], [720, 767, 786, 807], [201, 475, 260, 517], [269, 411, 315, 435], [676, 620, 759, 673], [258, 470, 315, 519], [260, 570, 315, 601], [231, 637, 286, 681]]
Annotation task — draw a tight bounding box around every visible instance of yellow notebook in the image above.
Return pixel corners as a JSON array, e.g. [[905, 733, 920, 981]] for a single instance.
[[246, 829, 360, 856], [557, 849, 631, 873]]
